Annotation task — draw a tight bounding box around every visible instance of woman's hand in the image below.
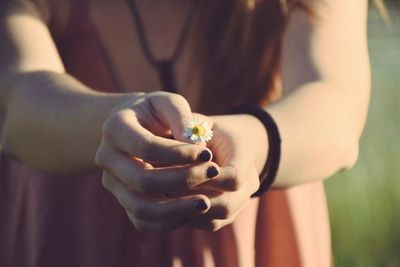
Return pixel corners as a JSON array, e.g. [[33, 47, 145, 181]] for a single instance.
[[95, 92, 219, 232], [186, 114, 269, 231]]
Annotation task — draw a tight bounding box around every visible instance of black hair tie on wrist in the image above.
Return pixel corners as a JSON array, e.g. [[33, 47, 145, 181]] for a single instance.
[[229, 105, 281, 197]]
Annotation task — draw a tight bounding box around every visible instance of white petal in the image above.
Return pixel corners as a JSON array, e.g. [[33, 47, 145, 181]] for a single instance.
[[183, 117, 214, 144], [195, 136, 203, 144], [183, 128, 193, 138]]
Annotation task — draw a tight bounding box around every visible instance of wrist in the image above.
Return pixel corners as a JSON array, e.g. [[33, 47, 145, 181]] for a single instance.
[[210, 114, 269, 174], [229, 105, 281, 196], [237, 114, 269, 175]]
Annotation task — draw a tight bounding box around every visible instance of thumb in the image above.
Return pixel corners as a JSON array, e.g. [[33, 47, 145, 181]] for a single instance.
[[147, 92, 195, 142]]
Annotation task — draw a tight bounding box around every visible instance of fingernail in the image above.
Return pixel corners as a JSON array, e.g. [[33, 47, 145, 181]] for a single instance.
[[206, 166, 219, 179], [195, 200, 208, 211], [197, 150, 212, 162]]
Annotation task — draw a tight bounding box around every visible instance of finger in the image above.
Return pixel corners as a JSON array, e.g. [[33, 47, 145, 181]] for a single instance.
[[199, 140, 258, 192], [196, 165, 242, 192], [132, 162, 221, 194], [146, 93, 215, 144], [97, 142, 220, 194], [195, 176, 256, 220], [186, 196, 249, 231], [101, 172, 211, 221], [102, 109, 213, 164], [146, 92, 194, 142]]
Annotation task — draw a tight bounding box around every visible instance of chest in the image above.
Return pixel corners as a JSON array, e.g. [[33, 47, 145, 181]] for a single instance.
[[52, 0, 202, 106]]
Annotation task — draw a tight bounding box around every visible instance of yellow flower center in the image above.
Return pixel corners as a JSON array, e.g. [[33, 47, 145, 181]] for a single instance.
[[192, 125, 205, 136]]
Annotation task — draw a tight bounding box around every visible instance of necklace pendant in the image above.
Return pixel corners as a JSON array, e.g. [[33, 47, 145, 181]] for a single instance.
[[157, 60, 177, 93]]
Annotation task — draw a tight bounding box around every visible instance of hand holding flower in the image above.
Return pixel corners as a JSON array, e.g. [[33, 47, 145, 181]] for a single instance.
[[96, 92, 219, 232], [182, 114, 269, 231]]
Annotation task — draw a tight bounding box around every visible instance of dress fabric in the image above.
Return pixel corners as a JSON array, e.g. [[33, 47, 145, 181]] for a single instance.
[[0, 1, 303, 267]]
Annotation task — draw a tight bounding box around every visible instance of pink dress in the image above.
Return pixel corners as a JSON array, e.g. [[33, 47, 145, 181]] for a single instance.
[[0, 1, 331, 266]]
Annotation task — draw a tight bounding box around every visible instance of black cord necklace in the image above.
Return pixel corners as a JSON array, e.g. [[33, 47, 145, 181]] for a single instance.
[[125, 0, 199, 93]]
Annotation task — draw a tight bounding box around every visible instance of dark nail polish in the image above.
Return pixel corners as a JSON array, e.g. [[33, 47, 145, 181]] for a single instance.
[[197, 150, 212, 162], [195, 200, 208, 211], [206, 166, 219, 179]]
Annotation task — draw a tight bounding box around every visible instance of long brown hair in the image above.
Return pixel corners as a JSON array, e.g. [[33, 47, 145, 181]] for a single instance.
[[194, 0, 303, 114], [194, 0, 386, 115]]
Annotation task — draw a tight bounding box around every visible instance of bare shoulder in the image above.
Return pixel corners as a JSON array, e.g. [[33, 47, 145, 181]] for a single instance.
[[299, 0, 368, 11], [281, 0, 370, 93], [1, 0, 72, 29], [1, 0, 45, 19], [286, 0, 368, 32]]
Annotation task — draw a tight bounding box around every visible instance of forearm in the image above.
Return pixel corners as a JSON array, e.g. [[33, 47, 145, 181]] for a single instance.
[[266, 82, 368, 188], [0, 70, 138, 173]]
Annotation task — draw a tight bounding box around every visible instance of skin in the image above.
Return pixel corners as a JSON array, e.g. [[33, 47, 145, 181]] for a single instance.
[[0, 0, 370, 266]]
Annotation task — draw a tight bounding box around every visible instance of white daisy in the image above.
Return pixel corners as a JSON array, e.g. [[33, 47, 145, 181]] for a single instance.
[[183, 117, 213, 144]]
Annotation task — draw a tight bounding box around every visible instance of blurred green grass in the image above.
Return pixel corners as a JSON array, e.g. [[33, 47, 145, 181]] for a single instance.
[[325, 4, 400, 267]]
